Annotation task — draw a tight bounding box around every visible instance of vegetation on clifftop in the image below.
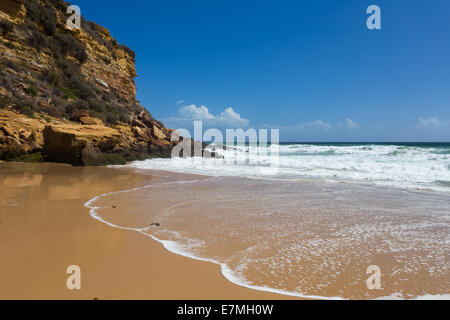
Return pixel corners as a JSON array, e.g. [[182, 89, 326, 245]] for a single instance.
[[0, 0, 151, 125], [0, 0, 179, 165]]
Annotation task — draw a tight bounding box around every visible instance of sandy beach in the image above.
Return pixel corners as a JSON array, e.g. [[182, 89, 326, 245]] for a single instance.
[[1, 0, 449, 304], [0, 162, 286, 300], [88, 162, 449, 300], [1, 161, 448, 300]]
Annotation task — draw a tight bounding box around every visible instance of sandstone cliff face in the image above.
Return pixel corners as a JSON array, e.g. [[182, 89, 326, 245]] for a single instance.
[[0, 0, 26, 24], [0, 0, 178, 165]]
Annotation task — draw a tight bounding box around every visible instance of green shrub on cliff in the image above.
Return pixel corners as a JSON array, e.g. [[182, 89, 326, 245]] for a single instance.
[[53, 33, 88, 63], [82, 20, 112, 52], [61, 88, 76, 100], [14, 99, 35, 118], [0, 0, 151, 129], [24, 86, 38, 96], [119, 44, 136, 60], [24, 25, 49, 51], [25, 0, 57, 36], [40, 115, 52, 123], [40, 68, 64, 87], [23, 1, 88, 63]]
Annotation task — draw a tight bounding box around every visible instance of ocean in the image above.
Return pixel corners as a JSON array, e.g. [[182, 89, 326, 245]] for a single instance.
[[130, 143, 450, 193], [86, 142, 450, 299]]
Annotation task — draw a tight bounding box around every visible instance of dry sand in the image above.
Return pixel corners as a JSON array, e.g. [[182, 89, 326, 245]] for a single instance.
[[0, 162, 287, 300]]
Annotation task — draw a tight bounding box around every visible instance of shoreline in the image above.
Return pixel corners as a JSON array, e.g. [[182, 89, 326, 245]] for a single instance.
[[1, 162, 448, 300], [87, 165, 450, 300], [85, 186, 339, 300], [130, 163, 450, 197], [0, 162, 290, 300]]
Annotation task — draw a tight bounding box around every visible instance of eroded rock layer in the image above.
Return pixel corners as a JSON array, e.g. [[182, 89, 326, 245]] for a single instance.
[[0, 0, 178, 165]]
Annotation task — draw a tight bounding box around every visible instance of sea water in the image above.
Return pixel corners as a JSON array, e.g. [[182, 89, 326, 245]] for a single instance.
[[86, 143, 450, 299]]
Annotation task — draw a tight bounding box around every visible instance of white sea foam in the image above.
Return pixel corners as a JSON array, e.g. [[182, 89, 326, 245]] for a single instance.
[[84, 185, 344, 300], [414, 294, 450, 300], [84, 176, 450, 300], [90, 144, 450, 299], [377, 293, 450, 300], [128, 144, 450, 193]]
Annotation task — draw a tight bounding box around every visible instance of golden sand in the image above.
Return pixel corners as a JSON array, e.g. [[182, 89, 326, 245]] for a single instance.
[[0, 162, 286, 300], [2, 162, 447, 300]]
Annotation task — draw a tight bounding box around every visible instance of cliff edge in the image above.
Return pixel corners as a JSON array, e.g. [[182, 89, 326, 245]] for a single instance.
[[0, 0, 178, 165]]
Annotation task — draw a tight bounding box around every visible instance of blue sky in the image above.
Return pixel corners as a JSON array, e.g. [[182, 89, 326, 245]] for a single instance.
[[75, 0, 450, 142]]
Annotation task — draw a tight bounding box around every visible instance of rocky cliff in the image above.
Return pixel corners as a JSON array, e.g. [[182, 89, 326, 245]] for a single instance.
[[0, 0, 179, 165]]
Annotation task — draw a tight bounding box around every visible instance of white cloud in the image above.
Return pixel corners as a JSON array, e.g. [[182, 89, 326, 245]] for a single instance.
[[179, 104, 215, 120], [218, 107, 249, 126], [338, 119, 359, 129], [297, 120, 331, 130], [419, 117, 450, 128], [168, 104, 250, 128]]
